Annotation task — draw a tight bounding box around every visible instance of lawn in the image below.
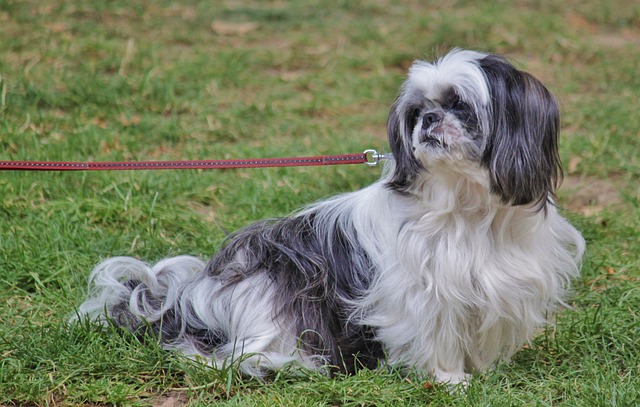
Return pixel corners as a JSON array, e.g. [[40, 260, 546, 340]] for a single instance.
[[1, 0, 639, 405]]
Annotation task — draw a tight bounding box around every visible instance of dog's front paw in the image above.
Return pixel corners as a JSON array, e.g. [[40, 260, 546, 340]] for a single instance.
[[433, 370, 471, 390]]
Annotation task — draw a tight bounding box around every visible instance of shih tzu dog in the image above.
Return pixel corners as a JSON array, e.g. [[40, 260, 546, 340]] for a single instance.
[[74, 49, 584, 385]]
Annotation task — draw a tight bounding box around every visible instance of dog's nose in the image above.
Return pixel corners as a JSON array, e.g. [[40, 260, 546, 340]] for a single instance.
[[422, 112, 442, 128]]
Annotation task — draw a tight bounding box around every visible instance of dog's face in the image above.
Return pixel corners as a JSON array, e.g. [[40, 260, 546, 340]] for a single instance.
[[387, 50, 561, 207]]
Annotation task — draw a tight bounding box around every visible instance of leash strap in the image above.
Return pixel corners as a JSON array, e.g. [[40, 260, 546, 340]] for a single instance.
[[0, 150, 388, 171]]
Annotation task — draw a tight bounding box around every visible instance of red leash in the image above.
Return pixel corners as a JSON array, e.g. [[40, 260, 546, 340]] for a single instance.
[[0, 150, 388, 171]]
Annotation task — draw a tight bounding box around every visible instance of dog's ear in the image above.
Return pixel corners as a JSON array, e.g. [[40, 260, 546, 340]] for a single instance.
[[479, 56, 562, 208], [385, 97, 423, 193]]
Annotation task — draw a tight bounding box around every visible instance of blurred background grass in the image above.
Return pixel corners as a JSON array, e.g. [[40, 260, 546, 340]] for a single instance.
[[1, 0, 638, 405]]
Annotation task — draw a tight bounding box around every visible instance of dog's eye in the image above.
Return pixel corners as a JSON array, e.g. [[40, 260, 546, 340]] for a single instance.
[[449, 97, 468, 112], [411, 107, 422, 118]]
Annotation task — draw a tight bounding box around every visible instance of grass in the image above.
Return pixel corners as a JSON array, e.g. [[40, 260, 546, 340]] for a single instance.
[[1, 0, 639, 405]]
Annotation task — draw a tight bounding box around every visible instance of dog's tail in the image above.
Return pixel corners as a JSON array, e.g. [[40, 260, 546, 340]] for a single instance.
[[71, 256, 205, 339]]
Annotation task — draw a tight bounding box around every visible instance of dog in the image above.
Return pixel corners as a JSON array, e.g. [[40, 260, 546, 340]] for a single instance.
[[74, 49, 584, 385]]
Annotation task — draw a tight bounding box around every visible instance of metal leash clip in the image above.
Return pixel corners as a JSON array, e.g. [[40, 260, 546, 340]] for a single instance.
[[363, 149, 392, 166]]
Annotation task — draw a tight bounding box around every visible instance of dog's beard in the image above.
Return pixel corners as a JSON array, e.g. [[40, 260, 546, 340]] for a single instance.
[[411, 112, 483, 166]]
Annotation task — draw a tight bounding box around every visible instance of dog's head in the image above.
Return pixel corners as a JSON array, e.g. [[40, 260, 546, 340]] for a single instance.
[[386, 49, 561, 208]]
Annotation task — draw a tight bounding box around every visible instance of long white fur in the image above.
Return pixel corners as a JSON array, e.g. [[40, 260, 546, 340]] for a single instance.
[[305, 168, 583, 383]]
